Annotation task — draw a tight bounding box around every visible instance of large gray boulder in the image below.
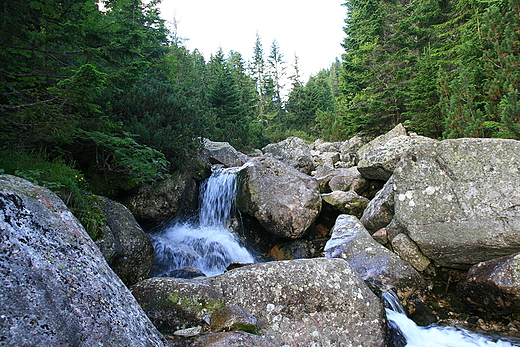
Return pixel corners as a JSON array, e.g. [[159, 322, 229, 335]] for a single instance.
[[392, 138, 520, 268], [262, 136, 315, 174], [324, 215, 425, 309], [0, 175, 167, 346], [457, 253, 520, 315], [95, 196, 154, 286], [203, 139, 250, 168], [237, 157, 322, 239], [208, 258, 386, 347], [131, 259, 386, 346]]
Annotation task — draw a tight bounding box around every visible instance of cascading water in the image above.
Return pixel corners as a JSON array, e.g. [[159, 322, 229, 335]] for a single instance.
[[383, 291, 519, 347], [149, 167, 255, 277]]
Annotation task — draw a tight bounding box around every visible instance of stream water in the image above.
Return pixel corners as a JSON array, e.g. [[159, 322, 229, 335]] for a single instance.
[[383, 291, 520, 347], [149, 168, 255, 277]]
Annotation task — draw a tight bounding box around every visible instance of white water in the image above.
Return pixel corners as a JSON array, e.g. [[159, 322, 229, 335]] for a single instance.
[[150, 168, 255, 277], [383, 291, 519, 347]]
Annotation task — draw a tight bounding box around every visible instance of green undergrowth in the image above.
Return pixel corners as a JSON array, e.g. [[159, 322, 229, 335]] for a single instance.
[[0, 149, 105, 240]]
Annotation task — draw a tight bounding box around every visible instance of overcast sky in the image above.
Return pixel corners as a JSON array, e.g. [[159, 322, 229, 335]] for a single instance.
[[158, 0, 346, 81]]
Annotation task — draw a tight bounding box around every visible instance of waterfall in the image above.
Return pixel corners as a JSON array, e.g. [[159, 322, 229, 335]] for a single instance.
[[149, 168, 255, 278], [383, 291, 519, 347]]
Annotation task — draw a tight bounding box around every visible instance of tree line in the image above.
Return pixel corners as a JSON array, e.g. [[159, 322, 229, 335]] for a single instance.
[[0, 0, 518, 235], [338, 0, 519, 140]]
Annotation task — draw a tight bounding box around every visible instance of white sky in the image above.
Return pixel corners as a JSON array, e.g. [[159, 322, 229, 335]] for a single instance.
[[158, 0, 346, 81]]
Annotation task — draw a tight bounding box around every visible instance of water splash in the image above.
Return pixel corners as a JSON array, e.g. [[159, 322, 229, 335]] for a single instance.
[[383, 291, 519, 347], [150, 168, 255, 277]]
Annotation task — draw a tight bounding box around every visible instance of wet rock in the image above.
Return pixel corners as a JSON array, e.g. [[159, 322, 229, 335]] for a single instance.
[[202, 139, 249, 167], [392, 138, 520, 268], [360, 176, 395, 233], [0, 175, 167, 346], [131, 277, 225, 333], [94, 196, 154, 286], [324, 214, 426, 311], [322, 190, 370, 218], [210, 304, 258, 333], [236, 156, 322, 239], [457, 253, 520, 315], [208, 258, 386, 347], [189, 330, 280, 347]]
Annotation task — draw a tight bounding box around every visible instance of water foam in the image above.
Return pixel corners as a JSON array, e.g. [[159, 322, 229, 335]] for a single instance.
[[383, 291, 518, 347], [150, 168, 254, 277]]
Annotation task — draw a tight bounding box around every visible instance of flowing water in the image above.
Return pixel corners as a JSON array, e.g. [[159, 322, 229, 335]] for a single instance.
[[383, 291, 520, 347], [149, 168, 255, 277]]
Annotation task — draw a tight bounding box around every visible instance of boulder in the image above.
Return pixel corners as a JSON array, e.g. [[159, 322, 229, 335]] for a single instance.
[[123, 169, 200, 223], [457, 253, 520, 315], [189, 331, 280, 347], [391, 233, 431, 272], [208, 258, 386, 347], [131, 277, 225, 333], [202, 139, 250, 168], [314, 140, 341, 153], [237, 157, 322, 239], [357, 130, 435, 181], [339, 134, 367, 165], [324, 215, 425, 311], [312, 167, 337, 192], [360, 176, 395, 233], [357, 124, 407, 161], [392, 138, 520, 268], [328, 167, 369, 194], [0, 175, 167, 346], [95, 196, 154, 286], [262, 136, 315, 174], [321, 190, 370, 218]]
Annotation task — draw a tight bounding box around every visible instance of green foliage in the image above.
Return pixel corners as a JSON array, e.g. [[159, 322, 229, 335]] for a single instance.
[[0, 150, 105, 240], [338, 0, 520, 140], [81, 131, 170, 191]]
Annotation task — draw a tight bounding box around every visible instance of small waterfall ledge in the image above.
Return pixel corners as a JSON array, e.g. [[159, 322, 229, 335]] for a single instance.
[[149, 168, 255, 277]]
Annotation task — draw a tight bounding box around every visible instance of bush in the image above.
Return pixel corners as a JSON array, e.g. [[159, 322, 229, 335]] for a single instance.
[[0, 150, 105, 240]]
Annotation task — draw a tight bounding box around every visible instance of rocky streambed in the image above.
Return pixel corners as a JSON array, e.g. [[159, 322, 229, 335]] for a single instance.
[[2, 124, 520, 346]]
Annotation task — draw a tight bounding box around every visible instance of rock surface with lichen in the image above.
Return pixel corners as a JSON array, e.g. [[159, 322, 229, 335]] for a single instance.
[[236, 156, 322, 239], [0, 175, 167, 346], [208, 258, 386, 347], [95, 195, 154, 286], [323, 214, 425, 310], [131, 277, 226, 333], [392, 138, 520, 268]]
